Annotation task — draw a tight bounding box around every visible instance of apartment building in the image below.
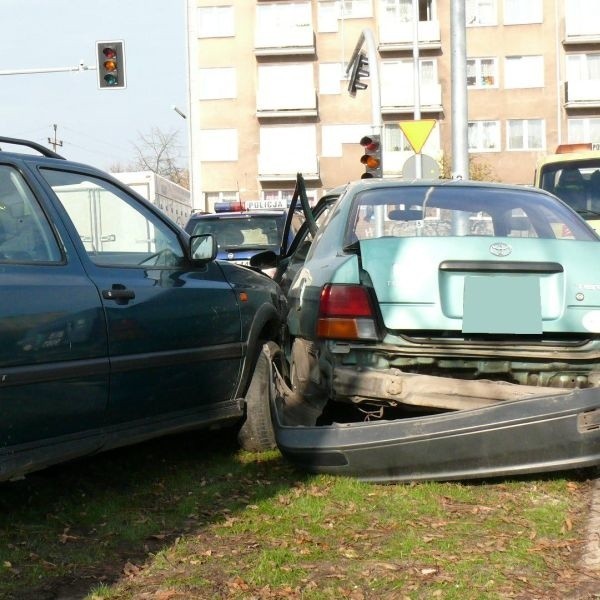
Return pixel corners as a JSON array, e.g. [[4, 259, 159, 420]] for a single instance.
[[187, 0, 600, 211]]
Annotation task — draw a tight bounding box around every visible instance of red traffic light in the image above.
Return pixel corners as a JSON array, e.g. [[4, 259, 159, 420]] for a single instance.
[[360, 136, 379, 152], [359, 134, 382, 178], [103, 47, 117, 59]]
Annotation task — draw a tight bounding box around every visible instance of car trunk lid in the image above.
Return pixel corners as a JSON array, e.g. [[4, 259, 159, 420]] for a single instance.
[[359, 237, 597, 334]]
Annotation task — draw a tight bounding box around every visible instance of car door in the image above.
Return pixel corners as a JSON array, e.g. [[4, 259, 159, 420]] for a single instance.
[[0, 162, 109, 459], [37, 167, 243, 429], [274, 178, 344, 295]]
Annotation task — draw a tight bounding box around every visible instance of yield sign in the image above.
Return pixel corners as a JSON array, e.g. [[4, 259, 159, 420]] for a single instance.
[[399, 119, 437, 154]]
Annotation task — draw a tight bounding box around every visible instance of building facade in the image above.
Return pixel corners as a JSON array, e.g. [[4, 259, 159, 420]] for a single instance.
[[187, 0, 600, 211]]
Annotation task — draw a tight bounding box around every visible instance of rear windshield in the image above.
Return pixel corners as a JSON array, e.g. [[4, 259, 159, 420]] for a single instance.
[[347, 185, 597, 243], [538, 159, 600, 217], [188, 215, 285, 249]]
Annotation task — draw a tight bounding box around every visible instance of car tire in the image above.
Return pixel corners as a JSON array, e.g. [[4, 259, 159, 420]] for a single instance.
[[238, 341, 279, 452]]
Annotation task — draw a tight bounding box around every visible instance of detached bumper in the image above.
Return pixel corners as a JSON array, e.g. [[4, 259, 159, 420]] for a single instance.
[[271, 387, 600, 482]]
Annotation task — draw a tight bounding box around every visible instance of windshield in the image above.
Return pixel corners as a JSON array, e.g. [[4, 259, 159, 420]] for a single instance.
[[539, 159, 600, 217], [347, 185, 597, 243], [188, 215, 285, 249]]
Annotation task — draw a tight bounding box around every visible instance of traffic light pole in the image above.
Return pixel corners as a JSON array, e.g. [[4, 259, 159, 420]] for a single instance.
[[0, 63, 96, 76]]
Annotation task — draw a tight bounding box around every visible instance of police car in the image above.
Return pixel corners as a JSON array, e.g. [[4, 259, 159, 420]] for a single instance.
[[184, 201, 300, 276]]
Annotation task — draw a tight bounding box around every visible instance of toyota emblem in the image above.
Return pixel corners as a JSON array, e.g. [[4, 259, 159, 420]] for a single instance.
[[489, 242, 512, 257]]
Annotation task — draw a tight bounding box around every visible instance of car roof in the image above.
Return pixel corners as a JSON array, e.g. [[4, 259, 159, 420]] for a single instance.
[[188, 210, 286, 220], [343, 177, 540, 195]]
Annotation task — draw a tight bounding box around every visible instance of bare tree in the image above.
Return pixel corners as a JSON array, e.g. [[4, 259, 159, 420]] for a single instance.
[[130, 127, 189, 188]]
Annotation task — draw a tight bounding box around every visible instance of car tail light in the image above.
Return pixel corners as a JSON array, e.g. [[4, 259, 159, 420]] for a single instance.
[[316, 284, 378, 340]]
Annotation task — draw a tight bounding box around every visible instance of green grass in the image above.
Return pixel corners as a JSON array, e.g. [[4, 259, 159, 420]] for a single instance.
[[0, 428, 596, 600]]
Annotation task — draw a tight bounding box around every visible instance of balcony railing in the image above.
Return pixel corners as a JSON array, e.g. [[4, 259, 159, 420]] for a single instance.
[[255, 23, 315, 56], [565, 80, 600, 108], [379, 20, 441, 51], [256, 87, 318, 118], [381, 83, 443, 113], [257, 155, 319, 181], [564, 7, 600, 44]]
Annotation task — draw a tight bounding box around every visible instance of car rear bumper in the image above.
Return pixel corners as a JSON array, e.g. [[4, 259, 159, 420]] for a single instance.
[[271, 387, 600, 482]]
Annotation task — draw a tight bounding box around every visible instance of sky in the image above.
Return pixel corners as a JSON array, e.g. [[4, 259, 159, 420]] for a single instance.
[[0, 0, 189, 172]]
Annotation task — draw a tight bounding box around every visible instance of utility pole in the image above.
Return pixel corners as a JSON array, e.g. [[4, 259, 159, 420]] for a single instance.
[[450, 0, 469, 180], [47, 124, 63, 152], [412, 0, 422, 178]]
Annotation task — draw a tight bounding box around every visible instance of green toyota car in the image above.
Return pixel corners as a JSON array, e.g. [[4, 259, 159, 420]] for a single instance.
[[254, 176, 600, 482], [0, 136, 284, 483]]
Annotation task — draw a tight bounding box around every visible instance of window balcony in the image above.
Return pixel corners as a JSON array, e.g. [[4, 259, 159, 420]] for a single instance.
[[257, 156, 319, 182], [378, 20, 441, 52], [565, 80, 600, 108], [381, 83, 443, 114], [256, 87, 318, 118], [255, 24, 315, 57], [564, 9, 600, 44]]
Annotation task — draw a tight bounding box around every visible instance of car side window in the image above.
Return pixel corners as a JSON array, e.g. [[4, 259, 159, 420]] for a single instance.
[[0, 165, 62, 263], [40, 169, 184, 268]]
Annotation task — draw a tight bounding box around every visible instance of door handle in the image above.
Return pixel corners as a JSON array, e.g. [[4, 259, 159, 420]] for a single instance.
[[102, 287, 136, 302]]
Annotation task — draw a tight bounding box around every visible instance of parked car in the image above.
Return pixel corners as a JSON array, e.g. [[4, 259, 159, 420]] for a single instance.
[[0, 136, 285, 482], [185, 208, 302, 277], [254, 176, 600, 482]]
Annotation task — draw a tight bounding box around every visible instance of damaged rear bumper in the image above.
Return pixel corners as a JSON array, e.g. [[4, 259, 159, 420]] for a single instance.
[[270, 386, 600, 482]]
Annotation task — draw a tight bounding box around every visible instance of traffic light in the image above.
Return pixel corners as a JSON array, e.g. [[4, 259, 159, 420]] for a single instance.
[[360, 135, 382, 178], [348, 52, 369, 97], [96, 41, 126, 89]]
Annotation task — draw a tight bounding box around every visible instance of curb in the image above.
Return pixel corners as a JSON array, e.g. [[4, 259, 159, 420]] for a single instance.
[[581, 475, 600, 571]]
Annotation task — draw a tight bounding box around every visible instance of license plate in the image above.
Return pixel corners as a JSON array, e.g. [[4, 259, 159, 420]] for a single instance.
[[232, 259, 250, 266], [462, 275, 542, 334]]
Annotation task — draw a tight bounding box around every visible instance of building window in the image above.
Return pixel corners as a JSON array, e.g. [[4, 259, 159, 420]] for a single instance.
[[568, 117, 600, 145], [504, 56, 544, 88], [341, 0, 373, 19], [198, 68, 236, 100], [468, 121, 501, 151], [384, 123, 412, 152], [261, 189, 318, 205], [198, 129, 238, 161], [204, 191, 238, 206], [507, 119, 544, 150], [197, 6, 234, 38], [466, 0, 496, 26], [380, 0, 436, 21], [318, 0, 340, 32], [503, 0, 542, 25], [467, 58, 497, 88], [256, 2, 312, 47], [566, 53, 600, 82], [319, 63, 343, 95]]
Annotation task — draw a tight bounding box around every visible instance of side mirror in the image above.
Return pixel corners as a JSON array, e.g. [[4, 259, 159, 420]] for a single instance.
[[190, 233, 217, 263], [249, 249, 277, 270]]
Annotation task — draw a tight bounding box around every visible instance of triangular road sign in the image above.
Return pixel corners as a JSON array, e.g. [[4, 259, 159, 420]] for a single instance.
[[399, 119, 437, 154]]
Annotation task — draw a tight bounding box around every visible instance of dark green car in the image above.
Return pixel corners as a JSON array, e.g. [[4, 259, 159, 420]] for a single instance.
[[0, 137, 285, 482]]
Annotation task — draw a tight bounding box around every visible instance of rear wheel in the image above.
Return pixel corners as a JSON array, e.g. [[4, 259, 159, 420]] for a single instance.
[[238, 341, 279, 452]]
